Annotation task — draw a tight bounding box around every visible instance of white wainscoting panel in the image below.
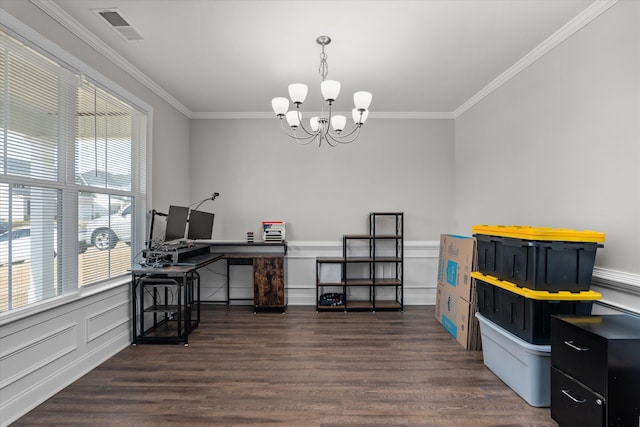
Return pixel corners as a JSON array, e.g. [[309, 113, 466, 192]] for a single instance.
[[284, 240, 440, 306], [198, 240, 441, 307], [591, 267, 640, 316], [86, 300, 130, 342], [0, 323, 78, 390], [0, 282, 131, 427]]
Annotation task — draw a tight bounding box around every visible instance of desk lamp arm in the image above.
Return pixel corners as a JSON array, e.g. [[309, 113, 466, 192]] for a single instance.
[[192, 192, 220, 213]]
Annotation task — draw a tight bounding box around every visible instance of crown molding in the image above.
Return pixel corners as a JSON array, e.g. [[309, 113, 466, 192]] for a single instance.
[[190, 111, 455, 120], [1, 7, 153, 116], [29, 0, 191, 117], [453, 0, 619, 118], [30, 0, 619, 121], [372, 112, 455, 120]]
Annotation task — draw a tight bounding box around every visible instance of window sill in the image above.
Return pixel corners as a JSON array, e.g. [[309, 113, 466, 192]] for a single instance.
[[0, 275, 131, 327]]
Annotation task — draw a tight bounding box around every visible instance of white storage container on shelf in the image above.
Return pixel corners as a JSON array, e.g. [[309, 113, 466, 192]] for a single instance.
[[475, 312, 551, 407]]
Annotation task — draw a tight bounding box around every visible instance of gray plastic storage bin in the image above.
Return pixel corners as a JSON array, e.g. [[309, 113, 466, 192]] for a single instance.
[[476, 312, 551, 407]]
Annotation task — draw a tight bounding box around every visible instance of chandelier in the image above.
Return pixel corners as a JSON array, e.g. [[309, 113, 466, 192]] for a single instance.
[[271, 36, 372, 147]]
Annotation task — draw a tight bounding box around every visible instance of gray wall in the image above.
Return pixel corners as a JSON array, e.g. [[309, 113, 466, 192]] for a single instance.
[[190, 118, 455, 241], [454, 0, 640, 275]]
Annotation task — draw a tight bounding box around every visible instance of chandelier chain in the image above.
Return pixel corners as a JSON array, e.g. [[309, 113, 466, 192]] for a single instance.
[[319, 50, 328, 81]]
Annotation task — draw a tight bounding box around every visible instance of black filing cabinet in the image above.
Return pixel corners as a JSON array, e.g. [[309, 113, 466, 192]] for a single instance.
[[551, 314, 640, 427]]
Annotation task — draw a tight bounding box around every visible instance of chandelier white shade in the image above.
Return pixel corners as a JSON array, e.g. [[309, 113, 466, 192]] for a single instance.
[[289, 83, 308, 104], [271, 36, 372, 147], [354, 91, 373, 110]]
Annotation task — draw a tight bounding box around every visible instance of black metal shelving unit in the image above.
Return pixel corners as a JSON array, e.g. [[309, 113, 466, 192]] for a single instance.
[[316, 212, 403, 312]]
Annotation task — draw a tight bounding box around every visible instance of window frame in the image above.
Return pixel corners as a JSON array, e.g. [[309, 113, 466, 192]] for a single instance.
[[0, 9, 152, 320]]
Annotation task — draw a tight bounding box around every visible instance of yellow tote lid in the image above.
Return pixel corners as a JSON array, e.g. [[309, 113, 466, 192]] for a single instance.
[[472, 225, 605, 243], [471, 271, 602, 301]]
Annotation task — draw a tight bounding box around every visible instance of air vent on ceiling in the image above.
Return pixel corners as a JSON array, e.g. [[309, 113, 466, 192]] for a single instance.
[[92, 8, 143, 41]]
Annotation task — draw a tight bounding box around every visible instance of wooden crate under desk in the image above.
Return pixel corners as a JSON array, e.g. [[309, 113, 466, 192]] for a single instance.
[[220, 251, 287, 311]]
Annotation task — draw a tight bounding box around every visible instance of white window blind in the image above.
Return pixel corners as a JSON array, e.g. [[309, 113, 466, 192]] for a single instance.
[[0, 27, 147, 313]]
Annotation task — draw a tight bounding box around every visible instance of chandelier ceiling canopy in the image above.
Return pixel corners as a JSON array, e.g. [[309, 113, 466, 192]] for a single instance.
[[271, 36, 372, 147]]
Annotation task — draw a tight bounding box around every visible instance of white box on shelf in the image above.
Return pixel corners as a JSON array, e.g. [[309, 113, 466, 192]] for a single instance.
[[262, 221, 285, 242]]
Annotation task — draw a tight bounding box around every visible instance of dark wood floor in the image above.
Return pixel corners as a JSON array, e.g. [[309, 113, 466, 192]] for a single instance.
[[14, 306, 558, 427]]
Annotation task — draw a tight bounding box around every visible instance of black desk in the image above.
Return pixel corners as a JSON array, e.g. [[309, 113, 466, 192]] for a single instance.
[[130, 252, 223, 345], [203, 242, 287, 310], [130, 242, 287, 345]]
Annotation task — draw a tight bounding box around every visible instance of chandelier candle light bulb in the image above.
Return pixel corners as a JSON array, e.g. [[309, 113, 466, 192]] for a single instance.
[[271, 35, 372, 147]]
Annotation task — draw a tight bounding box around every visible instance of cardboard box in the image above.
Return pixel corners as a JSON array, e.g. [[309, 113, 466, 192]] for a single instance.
[[435, 234, 481, 350], [435, 282, 471, 349], [437, 234, 477, 300]]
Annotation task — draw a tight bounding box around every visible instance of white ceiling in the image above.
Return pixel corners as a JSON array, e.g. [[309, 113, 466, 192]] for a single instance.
[[35, 0, 601, 118]]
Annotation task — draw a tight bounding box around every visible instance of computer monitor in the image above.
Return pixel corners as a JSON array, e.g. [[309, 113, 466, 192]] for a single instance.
[[187, 209, 215, 240], [165, 205, 189, 242]]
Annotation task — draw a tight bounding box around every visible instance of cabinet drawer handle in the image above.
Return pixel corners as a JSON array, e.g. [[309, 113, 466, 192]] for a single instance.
[[563, 340, 590, 352], [561, 389, 586, 404]]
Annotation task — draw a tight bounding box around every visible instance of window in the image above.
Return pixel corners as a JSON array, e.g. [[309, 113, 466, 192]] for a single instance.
[[0, 26, 148, 313]]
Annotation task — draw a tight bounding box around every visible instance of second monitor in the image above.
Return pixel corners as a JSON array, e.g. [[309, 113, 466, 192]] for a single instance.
[[187, 209, 215, 240]]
